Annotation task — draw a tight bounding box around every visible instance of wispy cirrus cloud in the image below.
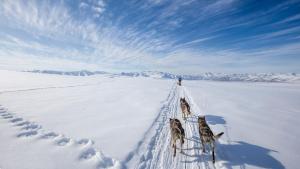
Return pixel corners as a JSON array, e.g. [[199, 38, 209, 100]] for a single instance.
[[0, 0, 299, 73]]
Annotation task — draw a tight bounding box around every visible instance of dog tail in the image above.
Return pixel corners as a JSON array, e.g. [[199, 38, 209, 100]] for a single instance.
[[213, 132, 224, 140]]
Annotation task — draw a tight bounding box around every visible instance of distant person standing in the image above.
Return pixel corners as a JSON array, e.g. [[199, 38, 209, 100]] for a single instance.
[[178, 77, 182, 86]]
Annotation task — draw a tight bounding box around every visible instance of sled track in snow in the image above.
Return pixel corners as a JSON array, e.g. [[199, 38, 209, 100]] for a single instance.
[[129, 84, 225, 169]]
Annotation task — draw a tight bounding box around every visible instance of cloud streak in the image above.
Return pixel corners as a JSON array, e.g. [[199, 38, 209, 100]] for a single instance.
[[0, 0, 299, 73]]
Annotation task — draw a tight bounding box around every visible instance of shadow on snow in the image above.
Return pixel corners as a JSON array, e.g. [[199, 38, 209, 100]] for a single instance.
[[183, 115, 283, 169], [218, 141, 284, 169]]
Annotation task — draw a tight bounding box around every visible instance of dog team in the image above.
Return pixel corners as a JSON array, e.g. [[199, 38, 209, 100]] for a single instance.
[[170, 78, 224, 164]]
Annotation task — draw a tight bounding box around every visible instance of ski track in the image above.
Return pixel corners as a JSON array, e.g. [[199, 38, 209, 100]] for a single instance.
[[130, 84, 227, 169], [0, 105, 122, 169]]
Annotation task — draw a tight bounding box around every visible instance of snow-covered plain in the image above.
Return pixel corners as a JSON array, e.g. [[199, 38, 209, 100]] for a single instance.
[[0, 70, 299, 169], [185, 81, 300, 169]]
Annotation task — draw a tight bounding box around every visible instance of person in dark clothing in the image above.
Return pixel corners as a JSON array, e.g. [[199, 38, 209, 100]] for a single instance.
[[178, 77, 182, 86]]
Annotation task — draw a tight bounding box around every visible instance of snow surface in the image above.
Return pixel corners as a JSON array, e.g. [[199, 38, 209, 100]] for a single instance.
[[1, 70, 300, 169], [184, 81, 300, 169]]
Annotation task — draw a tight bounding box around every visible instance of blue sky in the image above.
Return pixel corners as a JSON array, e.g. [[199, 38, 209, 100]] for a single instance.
[[0, 0, 300, 73]]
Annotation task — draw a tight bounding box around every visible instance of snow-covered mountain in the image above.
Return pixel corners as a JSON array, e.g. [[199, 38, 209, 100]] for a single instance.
[[28, 70, 108, 76], [26, 70, 300, 83]]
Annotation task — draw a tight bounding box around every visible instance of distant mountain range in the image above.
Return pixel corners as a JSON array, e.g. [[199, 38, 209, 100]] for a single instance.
[[26, 70, 300, 83], [28, 70, 107, 76]]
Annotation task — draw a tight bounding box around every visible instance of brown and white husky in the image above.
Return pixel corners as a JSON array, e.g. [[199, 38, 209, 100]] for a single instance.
[[180, 98, 191, 120], [198, 116, 224, 163], [169, 118, 185, 157]]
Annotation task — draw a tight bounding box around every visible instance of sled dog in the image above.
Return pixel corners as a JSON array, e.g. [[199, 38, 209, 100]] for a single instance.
[[198, 116, 224, 163], [169, 118, 185, 157], [180, 98, 191, 120]]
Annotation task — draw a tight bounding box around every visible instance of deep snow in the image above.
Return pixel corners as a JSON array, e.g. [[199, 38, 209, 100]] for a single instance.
[[0, 70, 300, 169]]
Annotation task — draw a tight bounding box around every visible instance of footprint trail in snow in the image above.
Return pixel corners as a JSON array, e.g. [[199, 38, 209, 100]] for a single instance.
[[0, 105, 122, 169]]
